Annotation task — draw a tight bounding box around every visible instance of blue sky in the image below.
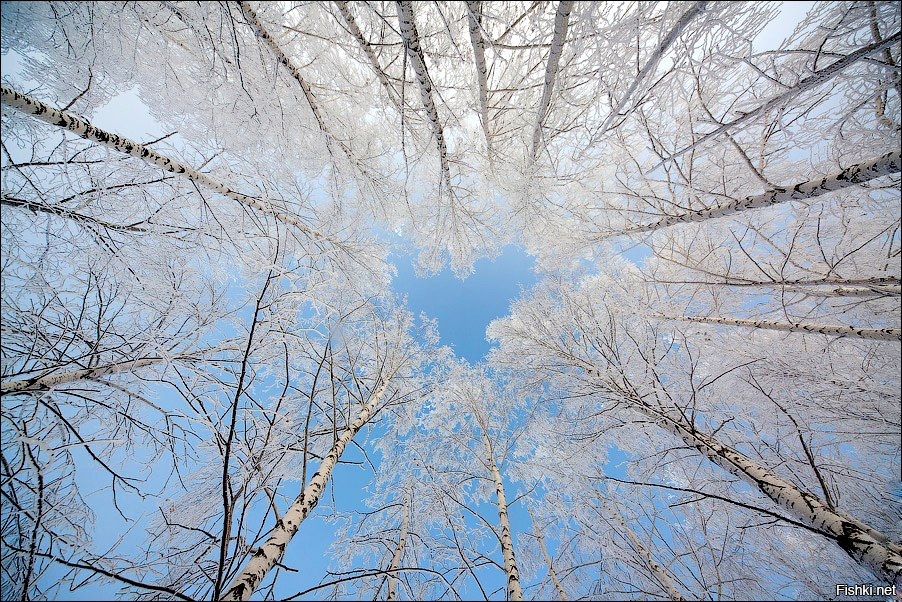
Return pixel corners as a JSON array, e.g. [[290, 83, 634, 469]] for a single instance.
[[391, 246, 539, 363]]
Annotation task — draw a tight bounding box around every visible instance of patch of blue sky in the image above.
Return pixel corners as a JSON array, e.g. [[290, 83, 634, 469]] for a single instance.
[[390, 244, 538, 364]]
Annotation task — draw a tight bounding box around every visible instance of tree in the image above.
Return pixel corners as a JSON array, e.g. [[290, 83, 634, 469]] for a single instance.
[[2, 1, 899, 600]]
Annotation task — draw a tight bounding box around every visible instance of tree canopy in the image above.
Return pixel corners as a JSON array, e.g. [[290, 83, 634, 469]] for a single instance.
[[1, 1, 900, 600]]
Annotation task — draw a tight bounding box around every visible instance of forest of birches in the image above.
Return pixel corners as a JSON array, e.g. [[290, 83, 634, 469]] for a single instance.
[[0, 1, 900, 600]]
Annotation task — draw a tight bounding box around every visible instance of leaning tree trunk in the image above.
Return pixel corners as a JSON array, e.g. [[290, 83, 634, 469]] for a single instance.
[[386, 493, 411, 601], [238, 1, 354, 170], [466, 1, 493, 163], [599, 497, 685, 601], [599, 1, 707, 132], [620, 150, 902, 235], [0, 346, 228, 395], [0, 86, 335, 246], [397, 1, 452, 191], [664, 31, 902, 163], [624, 397, 902, 587], [334, 0, 403, 114], [531, 0, 573, 159], [528, 507, 568, 601], [661, 314, 901, 341], [484, 434, 524, 601], [221, 380, 390, 601]]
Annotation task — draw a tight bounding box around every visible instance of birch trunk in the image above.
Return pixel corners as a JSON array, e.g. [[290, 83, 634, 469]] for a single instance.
[[0, 86, 334, 245], [528, 507, 567, 600], [600, 498, 684, 601], [531, 0, 573, 159], [664, 30, 902, 163], [465, 1, 493, 162], [599, 1, 707, 132], [334, 1, 403, 114], [654, 278, 901, 296], [484, 434, 523, 601], [780, 285, 901, 298], [396, 1, 452, 190], [238, 2, 350, 169], [662, 314, 901, 341], [622, 150, 901, 235], [625, 399, 902, 586], [221, 380, 390, 601], [0, 348, 228, 395], [386, 493, 411, 601]]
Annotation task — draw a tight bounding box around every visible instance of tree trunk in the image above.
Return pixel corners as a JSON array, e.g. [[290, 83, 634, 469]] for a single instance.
[[386, 493, 411, 601], [528, 507, 568, 600], [465, 1, 493, 163], [484, 434, 523, 601], [625, 398, 902, 587], [599, 498, 684, 601], [221, 380, 390, 601], [396, 1, 452, 190], [531, 0, 573, 159], [0, 348, 227, 395], [664, 31, 902, 163], [623, 150, 901, 234], [599, 1, 707, 132], [661, 314, 901, 341], [0, 86, 334, 245], [238, 2, 351, 169], [334, 1, 403, 114]]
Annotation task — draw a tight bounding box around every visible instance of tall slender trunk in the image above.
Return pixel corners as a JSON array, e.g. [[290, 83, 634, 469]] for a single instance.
[[599, 1, 707, 132], [0, 86, 334, 245], [528, 507, 568, 600], [0, 347, 229, 395], [465, 1, 493, 164], [531, 1, 573, 159], [396, 1, 452, 191], [780, 285, 901, 298], [599, 498, 684, 601], [386, 493, 411, 601], [238, 2, 352, 170], [624, 397, 902, 586], [661, 314, 901, 341], [621, 151, 901, 235], [484, 434, 523, 601], [663, 31, 902, 163], [651, 277, 901, 296], [221, 380, 390, 601], [334, 1, 403, 114]]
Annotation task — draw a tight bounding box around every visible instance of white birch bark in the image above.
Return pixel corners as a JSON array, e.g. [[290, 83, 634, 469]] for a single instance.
[[599, 1, 707, 133], [528, 507, 568, 601], [238, 2, 348, 167], [386, 493, 411, 601], [465, 1, 493, 162], [396, 1, 452, 190], [661, 314, 901, 341], [780, 284, 901, 298], [484, 434, 523, 601], [1, 357, 166, 395], [625, 400, 902, 587], [531, 1, 573, 159], [221, 380, 390, 601], [664, 30, 902, 163], [600, 498, 684, 601], [655, 278, 901, 297], [620, 151, 901, 235], [0, 86, 334, 245], [334, 0, 403, 113], [0, 348, 229, 395]]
